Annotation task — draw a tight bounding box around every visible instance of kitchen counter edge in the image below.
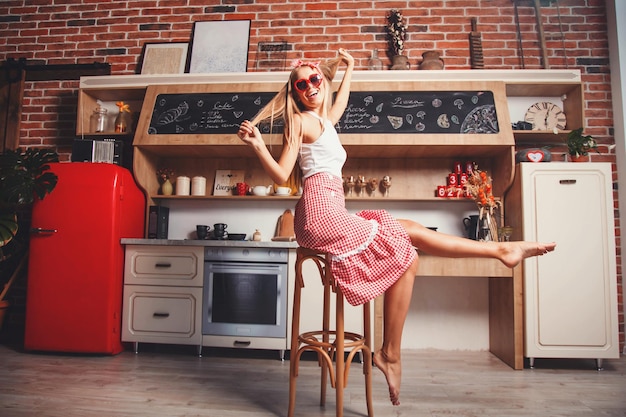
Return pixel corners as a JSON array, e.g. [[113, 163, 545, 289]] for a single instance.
[[120, 238, 299, 249]]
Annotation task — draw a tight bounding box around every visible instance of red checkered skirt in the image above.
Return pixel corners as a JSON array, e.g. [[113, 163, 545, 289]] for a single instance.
[[294, 173, 417, 306]]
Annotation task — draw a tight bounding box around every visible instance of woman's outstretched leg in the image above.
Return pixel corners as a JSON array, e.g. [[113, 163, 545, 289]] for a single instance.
[[373, 256, 418, 406], [398, 219, 555, 267]]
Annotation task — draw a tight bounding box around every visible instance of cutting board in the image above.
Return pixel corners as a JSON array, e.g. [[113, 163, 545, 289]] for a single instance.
[[271, 209, 296, 241]]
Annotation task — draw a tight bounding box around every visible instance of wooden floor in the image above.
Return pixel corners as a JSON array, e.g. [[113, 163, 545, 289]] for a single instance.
[[1, 342, 625, 417]]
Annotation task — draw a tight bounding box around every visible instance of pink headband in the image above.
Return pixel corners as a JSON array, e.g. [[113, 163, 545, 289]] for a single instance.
[[290, 59, 320, 69]]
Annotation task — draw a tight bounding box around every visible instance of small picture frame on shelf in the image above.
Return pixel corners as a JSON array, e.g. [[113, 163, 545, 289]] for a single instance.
[[213, 170, 245, 196], [139, 42, 188, 75], [188, 20, 251, 73]]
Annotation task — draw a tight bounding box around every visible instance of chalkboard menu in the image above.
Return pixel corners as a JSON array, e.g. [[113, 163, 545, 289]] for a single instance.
[[337, 90, 498, 134], [147, 92, 281, 135], [147, 90, 498, 135]]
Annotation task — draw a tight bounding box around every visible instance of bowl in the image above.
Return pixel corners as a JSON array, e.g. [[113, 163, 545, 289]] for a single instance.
[[227, 233, 247, 241]]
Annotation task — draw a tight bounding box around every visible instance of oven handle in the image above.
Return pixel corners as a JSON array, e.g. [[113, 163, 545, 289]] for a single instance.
[[206, 262, 286, 273]]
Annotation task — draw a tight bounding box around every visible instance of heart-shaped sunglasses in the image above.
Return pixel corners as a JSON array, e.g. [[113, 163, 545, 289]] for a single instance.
[[293, 73, 323, 93]]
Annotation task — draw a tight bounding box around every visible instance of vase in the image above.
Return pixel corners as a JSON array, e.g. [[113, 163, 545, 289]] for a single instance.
[[419, 50, 444, 70], [390, 55, 410, 70], [478, 210, 499, 242], [114, 110, 131, 133], [367, 49, 383, 70], [161, 179, 173, 195]]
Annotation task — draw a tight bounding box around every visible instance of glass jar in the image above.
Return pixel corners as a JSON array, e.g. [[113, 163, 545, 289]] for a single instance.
[[90, 106, 107, 133], [368, 49, 383, 70]]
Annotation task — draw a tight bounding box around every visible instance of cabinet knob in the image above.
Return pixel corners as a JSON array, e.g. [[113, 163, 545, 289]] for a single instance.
[[559, 179, 577, 185]]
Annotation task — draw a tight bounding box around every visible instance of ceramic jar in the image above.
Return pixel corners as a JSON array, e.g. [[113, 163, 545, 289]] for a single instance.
[[390, 55, 410, 70], [419, 51, 444, 70]]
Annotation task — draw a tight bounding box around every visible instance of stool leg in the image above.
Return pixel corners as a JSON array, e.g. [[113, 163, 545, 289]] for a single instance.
[[335, 288, 345, 417], [320, 264, 332, 407], [363, 301, 374, 417], [288, 258, 305, 417]]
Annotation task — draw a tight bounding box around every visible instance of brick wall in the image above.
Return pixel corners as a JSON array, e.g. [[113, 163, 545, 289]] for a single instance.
[[0, 0, 622, 351]]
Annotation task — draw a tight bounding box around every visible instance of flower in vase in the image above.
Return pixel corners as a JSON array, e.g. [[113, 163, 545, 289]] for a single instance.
[[156, 168, 174, 184], [387, 9, 407, 57], [464, 166, 501, 241], [116, 101, 131, 113]]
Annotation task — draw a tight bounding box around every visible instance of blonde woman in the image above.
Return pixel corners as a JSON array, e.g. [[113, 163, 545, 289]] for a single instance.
[[237, 49, 556, 406]]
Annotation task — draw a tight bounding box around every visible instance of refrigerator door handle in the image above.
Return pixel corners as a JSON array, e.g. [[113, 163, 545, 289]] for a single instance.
[[30, 227, 58, 235]]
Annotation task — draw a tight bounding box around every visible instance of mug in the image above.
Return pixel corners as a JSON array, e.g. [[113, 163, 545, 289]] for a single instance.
[[213, 223, 228, 239], [235, 182, 248, 196], [463, 215, 479, 240], [196, 224, 210, 240]]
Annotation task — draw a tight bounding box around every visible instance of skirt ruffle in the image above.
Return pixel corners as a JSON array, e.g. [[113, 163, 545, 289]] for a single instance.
[[295, 173, 417, 306]]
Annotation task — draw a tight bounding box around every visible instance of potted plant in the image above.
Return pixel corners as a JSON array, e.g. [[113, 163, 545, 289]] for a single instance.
[[387, 9, 409, 70], [566, 127, 598, 162], [0, 148, 58, 331]]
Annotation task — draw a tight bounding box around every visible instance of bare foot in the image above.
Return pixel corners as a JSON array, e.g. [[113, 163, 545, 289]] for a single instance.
[[373, 350, 402, 406], [499, 241, 556, 268]]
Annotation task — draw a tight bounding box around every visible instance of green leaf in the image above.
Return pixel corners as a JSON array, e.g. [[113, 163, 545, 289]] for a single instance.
[[0, 212, 18, 248]]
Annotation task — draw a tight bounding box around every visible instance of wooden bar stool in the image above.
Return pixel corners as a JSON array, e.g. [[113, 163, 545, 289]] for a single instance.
[[288, 247, 374, 417]]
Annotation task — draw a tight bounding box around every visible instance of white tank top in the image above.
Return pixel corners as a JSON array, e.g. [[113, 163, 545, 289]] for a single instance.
[[298, 112, 347, 179]]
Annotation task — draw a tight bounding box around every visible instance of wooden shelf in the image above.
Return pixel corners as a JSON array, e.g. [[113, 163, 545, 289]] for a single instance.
[[150, 194, 479, 203], [513, 130, 569, 145]]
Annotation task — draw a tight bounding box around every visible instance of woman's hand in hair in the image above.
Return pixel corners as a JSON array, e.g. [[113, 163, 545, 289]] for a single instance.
[[338, 48, 354, 68], [237, 120, 264, 150]]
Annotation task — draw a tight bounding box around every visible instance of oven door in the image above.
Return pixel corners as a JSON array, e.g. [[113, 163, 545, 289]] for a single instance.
[[202, 261, 288, 338]]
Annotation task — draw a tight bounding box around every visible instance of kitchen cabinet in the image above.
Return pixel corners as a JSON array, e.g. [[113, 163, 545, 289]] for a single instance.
[[87, 70, 586, 368], [505, 163, 619, 368], [122, 245, 204, 354]]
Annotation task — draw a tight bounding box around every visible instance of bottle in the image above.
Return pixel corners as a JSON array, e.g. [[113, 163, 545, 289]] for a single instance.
[[114, 101, 131, 133], [367, 49, 383, 70], [90, 106, 107, 133], [114, 111, 130, 133]]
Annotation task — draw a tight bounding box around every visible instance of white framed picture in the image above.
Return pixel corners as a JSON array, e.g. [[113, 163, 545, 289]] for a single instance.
[[140, 42, 188, 74], [212, 170, 245, 196], [189, 20, 251, 73]]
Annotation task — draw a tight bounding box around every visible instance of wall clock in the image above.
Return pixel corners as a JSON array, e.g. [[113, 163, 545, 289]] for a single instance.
[[524, 102, 567, 131]]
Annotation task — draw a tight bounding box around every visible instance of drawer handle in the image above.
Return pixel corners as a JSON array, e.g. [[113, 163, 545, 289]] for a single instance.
[[559, 179, 577, 184], [154, 262, 172, 268], [234, 340, 251, 347], [153, 312, 170, 318]]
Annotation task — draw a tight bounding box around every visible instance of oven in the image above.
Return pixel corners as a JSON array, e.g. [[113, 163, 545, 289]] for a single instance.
[[202, 246, 289, 342]]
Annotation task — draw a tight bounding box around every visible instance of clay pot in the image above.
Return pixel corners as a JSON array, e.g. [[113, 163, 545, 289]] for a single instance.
[[419, 50, 444, 70], [569, 154, 590, 162], [390, 55, 410, 70]]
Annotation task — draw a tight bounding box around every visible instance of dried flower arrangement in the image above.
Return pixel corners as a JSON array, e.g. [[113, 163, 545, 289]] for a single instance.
[[465, 166, 501, 241], [156, 168, 174, 183], [387, 9, 407, 56]]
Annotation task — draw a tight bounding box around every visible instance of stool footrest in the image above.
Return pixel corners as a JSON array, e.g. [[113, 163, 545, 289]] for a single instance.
[[299, 330, 366, 350]]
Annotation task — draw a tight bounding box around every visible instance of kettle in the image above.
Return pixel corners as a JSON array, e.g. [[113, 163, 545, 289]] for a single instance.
[[463, 215, 479, 240], [252, 184, 273, 196]]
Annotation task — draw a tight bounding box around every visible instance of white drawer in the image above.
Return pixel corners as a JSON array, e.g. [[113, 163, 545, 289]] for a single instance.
[[122, 285, 202, 345], [124, 245, 203, 286]]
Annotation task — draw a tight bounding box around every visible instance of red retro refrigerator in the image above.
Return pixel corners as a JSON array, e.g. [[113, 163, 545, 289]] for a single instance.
[[24, 162, 145, 354]]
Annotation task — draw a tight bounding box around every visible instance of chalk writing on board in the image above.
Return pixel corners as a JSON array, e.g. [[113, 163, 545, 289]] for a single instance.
[[147, 90, 497, 136], [336, 91, 498, 134], [148, 92, 281, 135]]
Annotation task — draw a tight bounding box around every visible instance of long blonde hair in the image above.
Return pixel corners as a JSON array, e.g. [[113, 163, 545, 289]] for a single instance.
[[249, 55, 342, 150]]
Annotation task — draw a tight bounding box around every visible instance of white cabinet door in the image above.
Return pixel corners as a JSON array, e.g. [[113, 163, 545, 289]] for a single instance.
[[122, 286, 203, 345], [518, 162, 619, 361]]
